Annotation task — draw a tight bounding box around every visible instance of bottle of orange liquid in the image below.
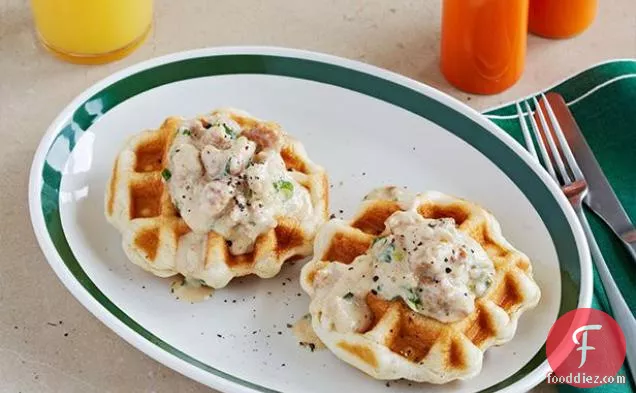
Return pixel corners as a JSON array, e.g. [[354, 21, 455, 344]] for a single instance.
[[529, 0, 598, 39], [31, 0, 153, 64], [440, 0, 529, 95]]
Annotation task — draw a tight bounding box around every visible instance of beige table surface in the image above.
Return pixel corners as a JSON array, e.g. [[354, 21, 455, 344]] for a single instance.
[[1, 0, 635, 392]]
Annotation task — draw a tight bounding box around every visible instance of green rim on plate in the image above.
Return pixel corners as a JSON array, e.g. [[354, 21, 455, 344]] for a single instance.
[[38, 53, 582, 393]]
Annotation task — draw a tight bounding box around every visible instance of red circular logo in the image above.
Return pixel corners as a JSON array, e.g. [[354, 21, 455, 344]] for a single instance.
[[546, 308, 626, 387]]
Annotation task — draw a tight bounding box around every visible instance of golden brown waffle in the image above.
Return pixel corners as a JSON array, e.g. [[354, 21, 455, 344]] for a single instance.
[[106, 108, 329, 288], [300, 188, 540, 383]]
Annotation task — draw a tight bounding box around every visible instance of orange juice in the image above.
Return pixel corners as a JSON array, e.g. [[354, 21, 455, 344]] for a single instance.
[[440, 0, 529, 95], [529, 0, 597, 39], [31, 0, 153, 64]]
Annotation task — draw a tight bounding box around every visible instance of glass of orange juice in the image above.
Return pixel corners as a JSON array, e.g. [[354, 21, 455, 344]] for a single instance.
[[31, 0, 153, 64], [440, 0, 529, 95], [529, 0, 598, 39]]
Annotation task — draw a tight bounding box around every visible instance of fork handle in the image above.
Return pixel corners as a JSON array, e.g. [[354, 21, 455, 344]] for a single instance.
[[577, 208, 636, 381]]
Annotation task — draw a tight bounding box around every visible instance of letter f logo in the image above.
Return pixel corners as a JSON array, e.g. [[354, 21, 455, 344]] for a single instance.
[[572, 325, 602, 368]]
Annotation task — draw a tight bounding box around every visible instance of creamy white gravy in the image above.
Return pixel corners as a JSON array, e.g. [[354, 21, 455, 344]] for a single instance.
[[292, 314, 325, 351], [164, 113, 315, 255], [311, 187, 495, 331], [171, 276, 214, 303]]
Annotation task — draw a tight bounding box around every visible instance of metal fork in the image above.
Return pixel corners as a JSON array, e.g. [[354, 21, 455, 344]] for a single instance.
[[517, 94, 636, 380]]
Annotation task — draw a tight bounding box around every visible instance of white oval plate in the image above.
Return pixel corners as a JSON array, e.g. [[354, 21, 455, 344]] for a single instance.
[[29, 47, 592, 393]]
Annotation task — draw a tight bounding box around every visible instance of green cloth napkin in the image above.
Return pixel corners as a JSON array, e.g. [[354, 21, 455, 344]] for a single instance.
[[484, 59, 636, 393]]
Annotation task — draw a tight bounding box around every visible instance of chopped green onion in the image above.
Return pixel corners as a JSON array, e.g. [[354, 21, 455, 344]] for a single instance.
[[405, 287, 422, 309], [273, 180, 294, 200], [371, 236, 406, 263], [343, 292, 354, 300], [161, 168, 172, 181], [393, 248, 405, 262], [181, 128, 192, 136], [371, 237, 392, 262], [222, 123, 236, 138]]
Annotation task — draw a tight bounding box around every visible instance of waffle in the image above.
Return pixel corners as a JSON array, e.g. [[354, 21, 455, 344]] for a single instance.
[[106, 108, 329, 288], [300, 187, 541, 383]]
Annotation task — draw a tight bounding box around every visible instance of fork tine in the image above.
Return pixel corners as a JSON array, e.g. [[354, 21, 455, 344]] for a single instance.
[[516, 101, 538, 161], [532, 96, 572, 184], [523, 99, 557, 180], [539, 93, 585, 181]]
